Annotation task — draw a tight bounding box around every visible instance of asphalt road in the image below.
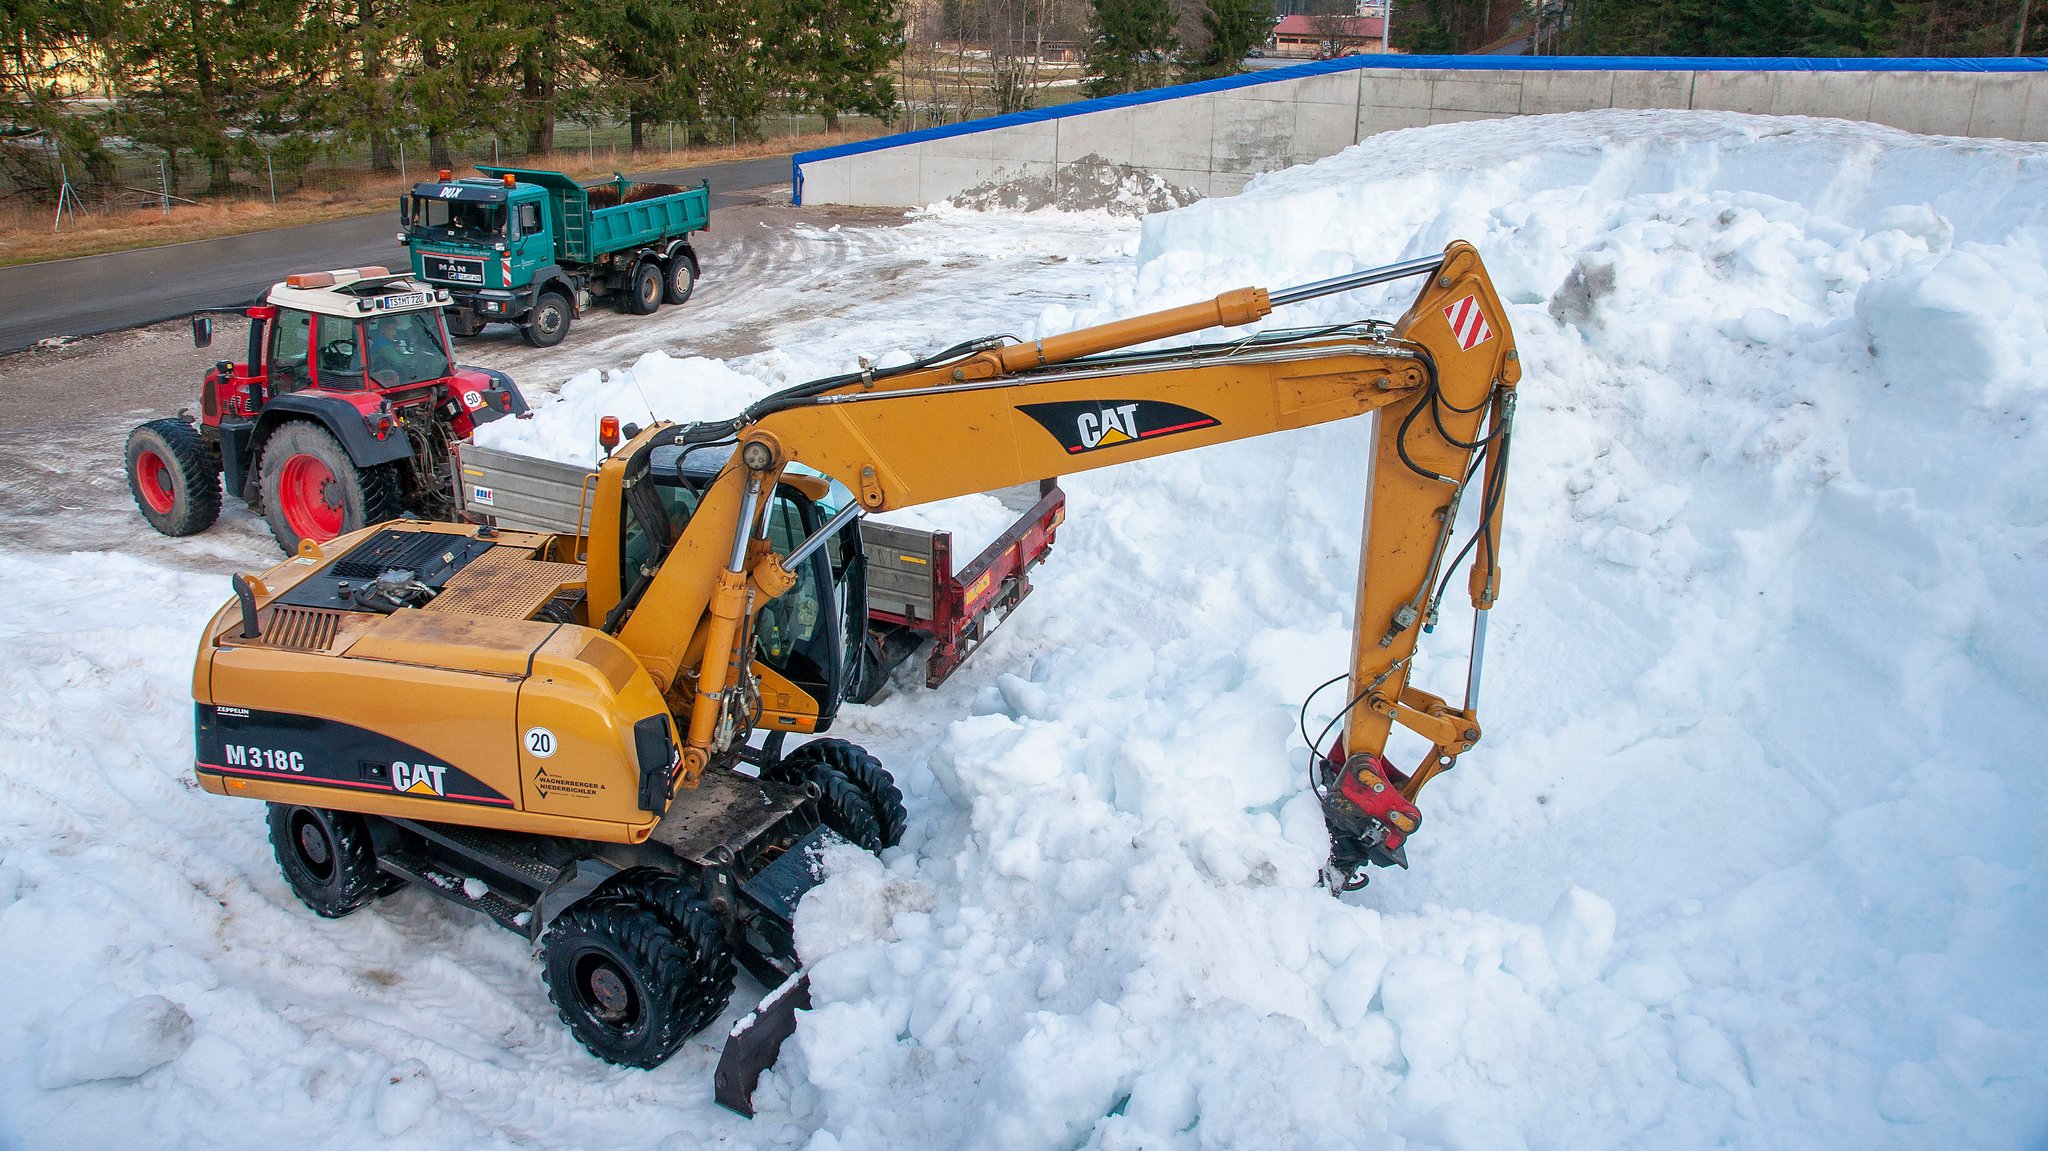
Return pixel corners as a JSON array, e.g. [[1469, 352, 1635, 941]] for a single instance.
[[0, 153, 794, 352]]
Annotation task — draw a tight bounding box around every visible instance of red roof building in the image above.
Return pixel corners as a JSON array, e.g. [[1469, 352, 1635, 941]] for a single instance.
[[1271, 14, 1389, 59]]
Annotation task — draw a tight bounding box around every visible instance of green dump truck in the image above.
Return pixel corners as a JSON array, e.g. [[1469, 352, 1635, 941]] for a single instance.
[[402, 165, 710, 348]]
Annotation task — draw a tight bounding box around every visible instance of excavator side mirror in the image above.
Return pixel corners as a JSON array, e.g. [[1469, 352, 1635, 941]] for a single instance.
[[192, 315, 212, 349]]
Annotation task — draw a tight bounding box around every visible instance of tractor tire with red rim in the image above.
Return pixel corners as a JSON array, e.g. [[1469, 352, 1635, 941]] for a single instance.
[[663, 253, 696, 305], [522, 290, 572, 348], [125, 418, 221, 537], [624, 261, 663, 316], [257, 421, 403, 553]]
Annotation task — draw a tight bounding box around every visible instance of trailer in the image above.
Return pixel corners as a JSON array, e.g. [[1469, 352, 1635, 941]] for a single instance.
[[452, 441, 1064, 697], [402, 166, 711, 348]]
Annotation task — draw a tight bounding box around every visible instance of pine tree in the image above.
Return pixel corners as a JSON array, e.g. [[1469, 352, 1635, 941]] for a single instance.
[[585, 0, 697, 151], [1086, 0, 1178, 95], [112, 0, 311, 193], [780, 0, 904, 130], [1185, 0, 1275, 81], [0, 0, 118, 194]]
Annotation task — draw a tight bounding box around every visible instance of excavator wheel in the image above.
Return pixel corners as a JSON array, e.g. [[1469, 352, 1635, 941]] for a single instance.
[[541, 901, 716, 1068], [265, 804, 388, 918], [769, 739, 906, 852], [587, 872, 736, 1037]]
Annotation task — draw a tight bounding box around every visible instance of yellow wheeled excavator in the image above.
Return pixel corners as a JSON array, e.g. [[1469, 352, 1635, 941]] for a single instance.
[[188, 241, 1520, 1110]]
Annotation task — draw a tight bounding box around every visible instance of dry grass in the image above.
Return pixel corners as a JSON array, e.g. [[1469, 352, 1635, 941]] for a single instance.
[[0, 127, 883, 268]]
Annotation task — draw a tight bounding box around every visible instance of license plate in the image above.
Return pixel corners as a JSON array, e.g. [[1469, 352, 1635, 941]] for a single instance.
[[421, 254, 485, 285], [379, 292, 432, 309]]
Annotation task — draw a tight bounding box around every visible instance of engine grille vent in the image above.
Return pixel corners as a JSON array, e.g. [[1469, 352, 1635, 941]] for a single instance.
[[260, 605, 344, 651]]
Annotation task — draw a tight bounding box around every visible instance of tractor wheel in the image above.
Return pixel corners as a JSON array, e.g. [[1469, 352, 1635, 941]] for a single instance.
[[541, 901, 725, 1067], [266, 804, 388, 918], [258, 421, 403, 554], [769, 738, 906, 853], [125, 418, 221, 537], [522, 291, 573, 348], [662, 254, 697, 305], [624, 262, 663, 316]]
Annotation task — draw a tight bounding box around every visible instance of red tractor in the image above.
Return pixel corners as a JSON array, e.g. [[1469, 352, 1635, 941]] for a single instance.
[[125, 266, 530, 553]]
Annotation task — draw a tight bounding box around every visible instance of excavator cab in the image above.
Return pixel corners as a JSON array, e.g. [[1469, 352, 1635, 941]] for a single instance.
[[627, 442, 871, 728]]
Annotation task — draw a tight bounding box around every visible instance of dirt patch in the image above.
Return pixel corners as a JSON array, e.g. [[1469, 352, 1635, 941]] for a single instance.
[[949, 155, 1203, 217]]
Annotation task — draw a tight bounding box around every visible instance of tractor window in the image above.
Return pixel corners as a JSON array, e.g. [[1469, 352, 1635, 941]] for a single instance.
[[313, 314, 364, 389], [365, 310, 453, 388], [268, 308, 314, 392]]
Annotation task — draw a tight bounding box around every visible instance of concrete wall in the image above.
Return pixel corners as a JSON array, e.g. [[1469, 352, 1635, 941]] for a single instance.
[[795, 62, 2048, 208]]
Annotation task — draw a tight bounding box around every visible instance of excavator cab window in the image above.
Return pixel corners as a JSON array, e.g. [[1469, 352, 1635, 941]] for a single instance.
[[756, 494, 833, 684], [630, 443, 852, 718]]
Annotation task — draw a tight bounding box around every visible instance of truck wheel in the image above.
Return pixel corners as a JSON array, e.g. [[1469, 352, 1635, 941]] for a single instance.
[[258, 421, 403, 553], [662, 254, 696, 305], [542, 901, 722, 1067], [266, 804, 388, 918], [771, 739, 906, 852], [522, 291, 572, 347], [625, 262, 663, 316], [125, 418, 221, 537]]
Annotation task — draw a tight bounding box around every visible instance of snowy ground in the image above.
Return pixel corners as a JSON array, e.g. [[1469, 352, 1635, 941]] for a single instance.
[[3, 110, 2046, 1150]]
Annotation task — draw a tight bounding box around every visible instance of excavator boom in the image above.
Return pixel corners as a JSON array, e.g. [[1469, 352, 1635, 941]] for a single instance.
[[602, 241, 1520, 883]]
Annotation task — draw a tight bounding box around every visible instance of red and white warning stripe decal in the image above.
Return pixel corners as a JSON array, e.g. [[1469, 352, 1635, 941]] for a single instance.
[[1442, 294, 1494, 352]]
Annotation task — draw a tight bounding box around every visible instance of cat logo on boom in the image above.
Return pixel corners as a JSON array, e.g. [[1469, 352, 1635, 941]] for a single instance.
[[1017, 399, 1221, 455]]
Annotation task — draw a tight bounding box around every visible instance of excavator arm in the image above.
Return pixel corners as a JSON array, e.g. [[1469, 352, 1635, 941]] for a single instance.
[[599, 240, 1520, 885]]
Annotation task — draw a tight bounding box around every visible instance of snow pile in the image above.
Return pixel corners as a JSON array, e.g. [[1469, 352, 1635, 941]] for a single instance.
[[770, 111, 2048, 1148], [2, 110, 2046, 1149]]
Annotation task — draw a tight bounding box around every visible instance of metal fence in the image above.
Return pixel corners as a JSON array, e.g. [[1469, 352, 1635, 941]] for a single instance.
[[5, 112, 899, 216]]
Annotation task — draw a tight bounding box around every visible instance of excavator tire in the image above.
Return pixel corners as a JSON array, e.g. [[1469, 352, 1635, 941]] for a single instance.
[[266, 804, 387, 918], [540, 901, 710, 1068], [588, 872, 736, 1037], [770, 739, 906, 852]]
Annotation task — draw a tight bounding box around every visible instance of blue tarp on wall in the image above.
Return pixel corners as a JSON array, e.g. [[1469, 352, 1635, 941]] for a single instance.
[[790, 54, 2048, 203]]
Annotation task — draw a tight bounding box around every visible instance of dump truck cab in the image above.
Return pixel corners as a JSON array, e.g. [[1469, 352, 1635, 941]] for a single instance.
[[403, 166, 709, 348]]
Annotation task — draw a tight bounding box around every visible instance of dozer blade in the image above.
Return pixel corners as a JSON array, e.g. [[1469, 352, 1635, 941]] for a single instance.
[[714, 972, 812, 1116]]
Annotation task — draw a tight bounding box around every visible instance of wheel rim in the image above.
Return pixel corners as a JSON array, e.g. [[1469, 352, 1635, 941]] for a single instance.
[[290, 811, 337, 881], [574, 951, 642, 1029], [673, 266, 693, 294], [136, 449, 177, 514], [640, 274, 660, 307], [538, 303, 563, 335], [279, 453, 345, 540]]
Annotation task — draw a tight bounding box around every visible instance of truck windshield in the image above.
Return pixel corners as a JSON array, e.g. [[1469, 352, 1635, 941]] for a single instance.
[[364, 310, 453, 387], [411, 198, 504, 242]]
